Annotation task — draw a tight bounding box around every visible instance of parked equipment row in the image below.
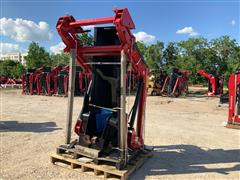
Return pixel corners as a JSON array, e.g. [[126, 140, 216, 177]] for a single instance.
[[22, 66, 138, 96], [22, 66, 91, 96], [0, 76, 22, 88]]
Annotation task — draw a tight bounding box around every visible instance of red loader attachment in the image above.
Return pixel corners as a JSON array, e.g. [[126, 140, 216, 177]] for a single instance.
[[0, 76, 22, 88], [35, 67, 51, 95], [29, 68, 41, 95], [197, 70, 224, 96], [161, 68, 189, 97], [22, 66, 92, 96], [22, 67, 133, 96], [46, 66, 62, 96], [22, 69, 35, 94], [55, 8, 149, 169], [226, 70, 240, 129]]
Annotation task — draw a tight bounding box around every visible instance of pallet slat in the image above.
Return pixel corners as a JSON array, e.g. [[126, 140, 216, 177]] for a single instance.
[[225, 124, 240, 129], [50, 152, 152, 180]]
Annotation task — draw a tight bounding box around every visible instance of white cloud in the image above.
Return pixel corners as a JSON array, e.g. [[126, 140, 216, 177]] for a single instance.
[[50, 42, 65, 54], [176, 27, 199, 36], [231, 20, 236, 26], [133, 31, 156, 44], [0, 43, 19, 54], [82, 25, 95, 31], [0, 17, 53, 42]]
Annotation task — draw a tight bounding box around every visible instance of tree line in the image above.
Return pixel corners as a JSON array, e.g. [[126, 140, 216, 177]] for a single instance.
[[1, 34, 239, 85], [0, 33, 92, 79], [137, 36, 240, 84], [0, 42, 70, 79]]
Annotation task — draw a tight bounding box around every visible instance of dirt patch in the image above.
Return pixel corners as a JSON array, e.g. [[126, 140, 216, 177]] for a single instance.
[[1, 89, 239, 180]]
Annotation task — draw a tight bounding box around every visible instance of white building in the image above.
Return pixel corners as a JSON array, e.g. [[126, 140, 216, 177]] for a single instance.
[[0, 52, 28, 65]]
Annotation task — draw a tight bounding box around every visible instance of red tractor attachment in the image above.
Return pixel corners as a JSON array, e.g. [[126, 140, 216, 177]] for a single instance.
[[0, 76, 22, 88], [55, 8, 149, 169], [22, 66, 93, 97], [22, 69, 35, 94], [46, 66, 62, 96], [226, 70, 240, 129], [197, 70, 224, 96], [29, 68, 43, 95], [79, 71, 92, 95], [161, 68, 189, 97], [35, 67, 51, 95], [148, 70, 167, 96]]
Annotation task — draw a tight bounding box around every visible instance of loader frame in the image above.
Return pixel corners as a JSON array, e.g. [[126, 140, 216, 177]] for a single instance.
[[56, 8, 149, 169], [197, 70, 223, 96]]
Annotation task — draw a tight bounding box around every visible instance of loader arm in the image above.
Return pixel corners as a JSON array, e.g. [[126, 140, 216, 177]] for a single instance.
[[56, 8, 149, 148], [197, 70, 212, 79], [197, 69, 216, 95]]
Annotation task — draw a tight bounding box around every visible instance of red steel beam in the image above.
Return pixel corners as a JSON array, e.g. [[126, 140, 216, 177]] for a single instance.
[[82, 52, 120, 56], [79, 45, 121, 53], [70, 17, 114, 27]]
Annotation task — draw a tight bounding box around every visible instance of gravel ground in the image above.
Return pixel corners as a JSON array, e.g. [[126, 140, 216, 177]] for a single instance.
[[0, 89, 239, 180]]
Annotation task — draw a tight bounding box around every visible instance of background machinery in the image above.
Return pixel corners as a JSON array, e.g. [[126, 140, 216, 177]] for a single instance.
[[22, 66, 91, 96], [161, 68, 189, 97], [197, 69, 224, 96], [148, 70, 167, 96], [0, 76, 22, 88], [55, 8, 149, 170]]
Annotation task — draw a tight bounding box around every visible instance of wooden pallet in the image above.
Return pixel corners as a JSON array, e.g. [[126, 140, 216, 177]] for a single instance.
[[225, 123, 240, 129], [50, 152, 152, 180]]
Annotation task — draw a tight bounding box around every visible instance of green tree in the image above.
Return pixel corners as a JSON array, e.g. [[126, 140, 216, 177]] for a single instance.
[[163, 42, 179, 72], [0, 60, 25, 78], [51, 52, 70, 66], [177, 37, 209, 83], [12, 63, 25, 78], [210, 36, 239, 78], [136, 41, 147, 57], [145, 41, 164, 69], [26, 42, 51, 68], [135, 36, 239, 84], [77, 33, 94, 46]]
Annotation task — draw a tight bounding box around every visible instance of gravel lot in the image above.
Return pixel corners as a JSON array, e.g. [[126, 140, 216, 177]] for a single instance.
[[1, 89, 239, 180]]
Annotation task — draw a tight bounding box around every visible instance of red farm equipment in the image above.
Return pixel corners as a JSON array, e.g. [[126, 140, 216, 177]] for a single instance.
[[148, 70, 167, 96], [22, 69, 35, 94], [79, 71, 92, 95], [22, 65, 92, 96], [29, 68, 43, 95], [226, 70, 240, 129], [0, 76, 9, 88], [35, 67, 52, 95], [161, 68, 189, 97], [197, 70, 224, 96], [56, 65, 68, 96], [171, 70, 189, 97], [46, 66, 62, 96], [55, 66, 90, 96], [53, 8, 150, 171], [0, 76, 22, 88]]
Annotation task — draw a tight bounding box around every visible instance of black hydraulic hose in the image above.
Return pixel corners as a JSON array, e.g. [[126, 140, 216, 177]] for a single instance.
[[128, 79, 143, 130]]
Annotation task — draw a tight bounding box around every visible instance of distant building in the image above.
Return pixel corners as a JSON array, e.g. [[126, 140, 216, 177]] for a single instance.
[[0, 52, 28, 65]]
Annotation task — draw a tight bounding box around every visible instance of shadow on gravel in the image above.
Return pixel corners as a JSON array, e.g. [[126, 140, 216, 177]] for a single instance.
[[132, 144, 240, 179], [0, 120, 61, 132]]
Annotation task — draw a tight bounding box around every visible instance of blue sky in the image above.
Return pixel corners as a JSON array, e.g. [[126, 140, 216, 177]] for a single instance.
[[0, 0, 239, 54]]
